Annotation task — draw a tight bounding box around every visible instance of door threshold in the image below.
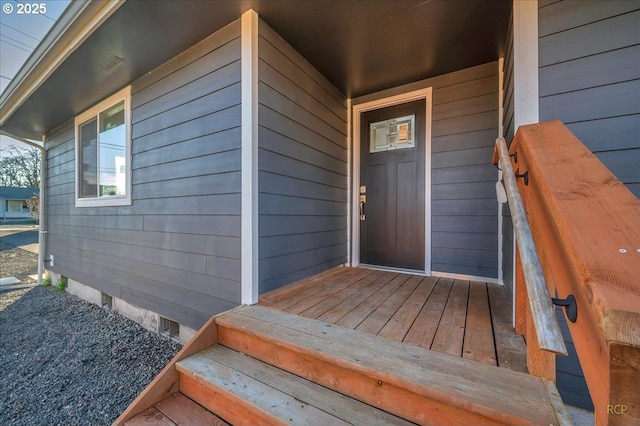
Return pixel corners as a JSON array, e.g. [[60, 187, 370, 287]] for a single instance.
[[358, 263, 427, 276]]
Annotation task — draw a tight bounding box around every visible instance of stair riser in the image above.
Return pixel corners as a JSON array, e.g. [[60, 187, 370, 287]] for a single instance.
[[179, 372, 287, 426], [217, 324, 510, 426]]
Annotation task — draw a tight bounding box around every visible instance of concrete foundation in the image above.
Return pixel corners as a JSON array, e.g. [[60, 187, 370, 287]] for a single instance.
[[112, 297, 159, 334], [46, 269, 197, 345], [67, 278, 102, 306]]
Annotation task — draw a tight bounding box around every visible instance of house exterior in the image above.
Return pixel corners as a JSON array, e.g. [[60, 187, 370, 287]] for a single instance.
[[1, 0, 638, 417], [0, 186, 38, 223]]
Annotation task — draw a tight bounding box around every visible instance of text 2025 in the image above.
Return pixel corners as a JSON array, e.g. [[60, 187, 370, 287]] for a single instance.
[[17, 3, 47, 14]]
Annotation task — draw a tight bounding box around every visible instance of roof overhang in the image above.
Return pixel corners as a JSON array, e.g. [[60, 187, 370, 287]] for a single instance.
[[0, 0, 125, 139], [1, 0, 511, 140]]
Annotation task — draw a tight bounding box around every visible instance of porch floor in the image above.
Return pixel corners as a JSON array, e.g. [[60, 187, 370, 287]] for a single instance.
[[260, 266, 527, 373]]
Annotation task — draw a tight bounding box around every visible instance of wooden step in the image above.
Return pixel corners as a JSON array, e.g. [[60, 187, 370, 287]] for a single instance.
[[175, 345, 415, 425], [215, 305, 565, 426], [124, 392, 229, 426]]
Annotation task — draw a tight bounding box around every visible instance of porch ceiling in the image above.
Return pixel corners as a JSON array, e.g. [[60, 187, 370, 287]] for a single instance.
[[1, 0, 511, 140]]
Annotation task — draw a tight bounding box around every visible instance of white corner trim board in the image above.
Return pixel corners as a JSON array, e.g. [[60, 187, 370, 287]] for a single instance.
[[497, 57, 505, 286], [511, 0, 539, 322], [512, 0, 539, 127], [241, 9, 259, 305]]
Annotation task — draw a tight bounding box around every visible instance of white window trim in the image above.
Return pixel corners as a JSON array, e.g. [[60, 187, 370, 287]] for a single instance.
[[74, 86, 132, 207]]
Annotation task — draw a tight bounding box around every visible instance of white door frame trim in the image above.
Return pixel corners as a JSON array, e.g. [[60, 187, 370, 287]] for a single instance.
[[350, 88, 433, 275]]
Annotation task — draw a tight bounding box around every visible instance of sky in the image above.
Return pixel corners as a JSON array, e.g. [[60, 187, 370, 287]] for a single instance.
[[1, 0, 71, 154]]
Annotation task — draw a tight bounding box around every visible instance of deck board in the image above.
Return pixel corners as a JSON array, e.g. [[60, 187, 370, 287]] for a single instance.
[[260, 266, 527, 372], [315, 271, 396, 323], [378, 276, 436, 341], [463, 282, 498, 365], [124, 393, 229, 426], [336, 273, 410, 329], [155, 393, 229, 426], [403, 277, 453, 350], [284, 268, 377, 315], [431, 279, 469, 357], [125, 407, 176, 426], [356, 274, 423, 335], [261, 267, 365, 310], [299, 269, 387, 319], [488, 283, 527, 373]]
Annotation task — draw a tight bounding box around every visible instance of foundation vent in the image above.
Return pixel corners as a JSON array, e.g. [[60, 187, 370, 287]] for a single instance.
[[160, 317, 179, 342], [101, 293, 113, 309]]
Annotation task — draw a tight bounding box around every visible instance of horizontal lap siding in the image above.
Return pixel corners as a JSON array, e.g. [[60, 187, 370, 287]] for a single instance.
[[539, 2, 640, 198], [44, 20, 242, 329], [257, 20, 348, 293], [537, 2, 640, 411], [431, 63, 500, 279]]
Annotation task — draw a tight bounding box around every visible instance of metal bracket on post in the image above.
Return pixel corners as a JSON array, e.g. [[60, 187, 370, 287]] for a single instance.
[[515, 170, 529, 186], [497, 152, 519, 172], [552, 295, 577, 323]]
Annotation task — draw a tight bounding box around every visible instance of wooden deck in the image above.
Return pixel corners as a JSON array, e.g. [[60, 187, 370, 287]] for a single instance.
[[120, 272, 569, 426], [260, 266, 527, 373]]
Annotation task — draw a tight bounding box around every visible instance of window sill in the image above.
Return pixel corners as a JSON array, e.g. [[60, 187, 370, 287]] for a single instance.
[[75, 195, 131, 208]]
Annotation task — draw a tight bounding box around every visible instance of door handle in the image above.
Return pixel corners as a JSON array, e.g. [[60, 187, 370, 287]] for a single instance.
[[359, 195, 366, 220]]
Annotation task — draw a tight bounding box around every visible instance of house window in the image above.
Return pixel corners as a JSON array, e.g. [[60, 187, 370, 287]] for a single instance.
[[75, 87, 131, 207], [370, 114, 415, 153], [6, 200, 28, 212]]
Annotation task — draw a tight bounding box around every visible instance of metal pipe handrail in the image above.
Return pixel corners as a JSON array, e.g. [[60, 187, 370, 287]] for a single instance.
[[495, 137, 567, 355]]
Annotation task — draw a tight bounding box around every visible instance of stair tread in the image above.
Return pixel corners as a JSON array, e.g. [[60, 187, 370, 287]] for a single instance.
[[177, 345, 415, 425], [124, 393, 229, 426], [216, 305, 561, 425]]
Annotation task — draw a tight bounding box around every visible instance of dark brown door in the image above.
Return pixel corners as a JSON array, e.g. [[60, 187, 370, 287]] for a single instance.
[[360, 99, 425, 270]]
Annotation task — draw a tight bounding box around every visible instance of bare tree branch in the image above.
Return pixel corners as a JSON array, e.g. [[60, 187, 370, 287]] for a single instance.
[[0, 145, 41, 187]]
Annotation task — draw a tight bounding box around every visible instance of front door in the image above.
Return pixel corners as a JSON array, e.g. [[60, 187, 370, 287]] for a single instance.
[[359, 99, 426, 270]]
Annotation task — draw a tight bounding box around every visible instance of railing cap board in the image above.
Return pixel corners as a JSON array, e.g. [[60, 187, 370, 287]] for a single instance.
[[509, 121, 640, 347]]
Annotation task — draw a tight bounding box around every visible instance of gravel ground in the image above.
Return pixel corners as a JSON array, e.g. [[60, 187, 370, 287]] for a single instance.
[[0, 286, 182, 426], [0, 244, 38, 284]]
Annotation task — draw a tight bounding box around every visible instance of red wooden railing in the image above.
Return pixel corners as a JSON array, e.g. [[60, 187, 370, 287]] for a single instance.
[[494, 121, 640, 426]]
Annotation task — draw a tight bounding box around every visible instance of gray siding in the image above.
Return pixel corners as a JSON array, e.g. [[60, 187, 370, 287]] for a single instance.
[[538, 1, 640, 411], [502, 10, 515, 303], [355, 62, 500, 279], [539, 1, 640, 198], [503, 11, 515, 144], [257, 20, 349, 293], [45, 20, 243, 329], [556, 307, 594, 411], [432, 63, 499, 279]]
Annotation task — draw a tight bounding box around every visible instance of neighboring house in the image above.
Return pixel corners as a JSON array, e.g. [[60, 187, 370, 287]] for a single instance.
[[0, 0, 638, 418], [0, 186, 38, 223]]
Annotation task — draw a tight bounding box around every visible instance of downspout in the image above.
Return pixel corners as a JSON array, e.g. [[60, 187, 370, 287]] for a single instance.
[[0, 131, 46, 284], [37, 135, 47, 284]]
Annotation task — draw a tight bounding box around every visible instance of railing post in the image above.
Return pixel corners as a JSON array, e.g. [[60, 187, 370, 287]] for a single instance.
[[514, 244, 556, 380], [514, 243, 527, 336]]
